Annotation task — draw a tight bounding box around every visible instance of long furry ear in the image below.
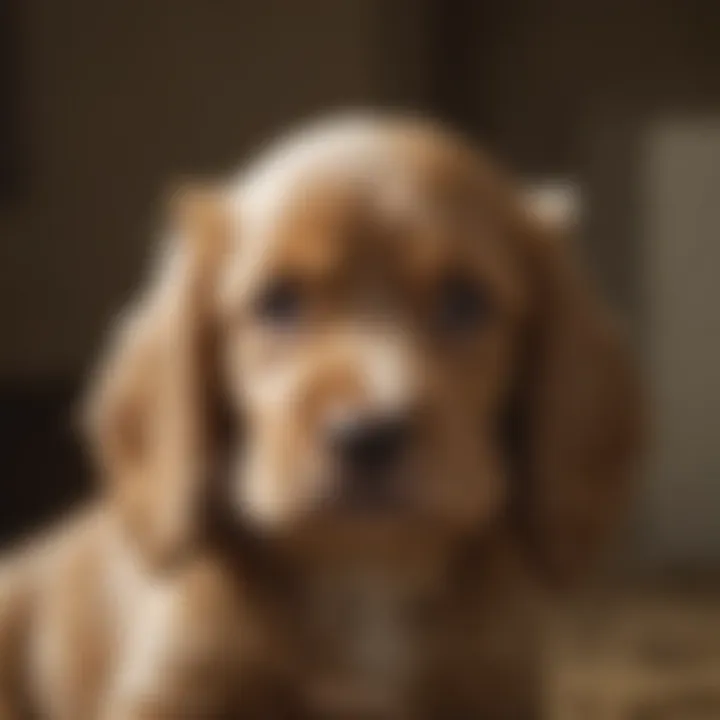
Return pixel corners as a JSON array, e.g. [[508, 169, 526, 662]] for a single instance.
[[516, 207, 643, 584], [84, 186, 229, 567]]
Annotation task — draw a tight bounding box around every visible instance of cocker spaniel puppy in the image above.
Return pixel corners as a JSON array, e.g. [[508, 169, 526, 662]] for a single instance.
[[0, 114, 641, 719]]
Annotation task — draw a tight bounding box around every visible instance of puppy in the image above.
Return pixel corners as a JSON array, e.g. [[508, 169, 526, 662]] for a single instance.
[[0, 114, 641, 719]]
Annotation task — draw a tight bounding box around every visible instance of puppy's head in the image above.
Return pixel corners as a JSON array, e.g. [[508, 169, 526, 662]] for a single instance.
[[86, 116, 641, 577]]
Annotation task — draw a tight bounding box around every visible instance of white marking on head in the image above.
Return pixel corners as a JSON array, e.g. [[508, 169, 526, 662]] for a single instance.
[[231, 115, 407, 247]]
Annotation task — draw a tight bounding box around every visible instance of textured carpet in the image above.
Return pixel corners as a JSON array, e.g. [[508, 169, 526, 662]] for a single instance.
[[546, 586, 720, 719]]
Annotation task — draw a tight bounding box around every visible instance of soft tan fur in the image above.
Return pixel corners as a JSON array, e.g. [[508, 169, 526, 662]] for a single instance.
[[0, 115, 641, 719]]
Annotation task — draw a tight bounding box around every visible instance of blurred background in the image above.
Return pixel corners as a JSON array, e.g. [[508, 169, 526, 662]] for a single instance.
[[1, 2, 718, 716]]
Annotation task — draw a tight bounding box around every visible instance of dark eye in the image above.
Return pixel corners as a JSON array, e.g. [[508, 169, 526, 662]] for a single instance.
[[254, 277, 303, 328], [435, 274, 491, 335]]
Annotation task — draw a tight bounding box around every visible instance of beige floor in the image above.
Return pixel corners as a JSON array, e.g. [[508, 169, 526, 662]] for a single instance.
[[545, 585, 720, 719]]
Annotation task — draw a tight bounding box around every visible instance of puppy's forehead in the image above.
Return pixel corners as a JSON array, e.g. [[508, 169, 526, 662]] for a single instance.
[[236, 117, 492, 231], [221, 117, 518, 300]]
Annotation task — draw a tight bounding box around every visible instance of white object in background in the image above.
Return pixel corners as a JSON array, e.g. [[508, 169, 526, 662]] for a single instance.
[[524, 180, 582, 232]]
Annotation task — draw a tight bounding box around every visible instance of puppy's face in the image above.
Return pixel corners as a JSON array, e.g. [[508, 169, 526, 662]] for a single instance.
[[90, 116, 638, 576], [216, 132, 526, 552]]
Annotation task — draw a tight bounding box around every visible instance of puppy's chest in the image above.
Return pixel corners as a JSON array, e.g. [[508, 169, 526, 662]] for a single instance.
[[300, 575, 429, 716]]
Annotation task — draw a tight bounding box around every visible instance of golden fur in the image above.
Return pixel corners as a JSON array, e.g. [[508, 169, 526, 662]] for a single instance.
[[0, 115, 641, 719]]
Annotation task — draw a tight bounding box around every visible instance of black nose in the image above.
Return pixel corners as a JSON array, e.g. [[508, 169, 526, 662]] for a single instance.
[[330, 414, 411, 478]]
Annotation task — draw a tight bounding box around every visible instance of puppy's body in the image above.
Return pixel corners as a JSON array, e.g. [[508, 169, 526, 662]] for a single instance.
[[0, 115, 640, 719], [1, 511, 541, 719]]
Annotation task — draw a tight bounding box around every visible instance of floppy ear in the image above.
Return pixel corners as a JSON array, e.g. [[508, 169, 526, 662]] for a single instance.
[[515, 207, 643, 584], [84, 187, 230, 567]]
